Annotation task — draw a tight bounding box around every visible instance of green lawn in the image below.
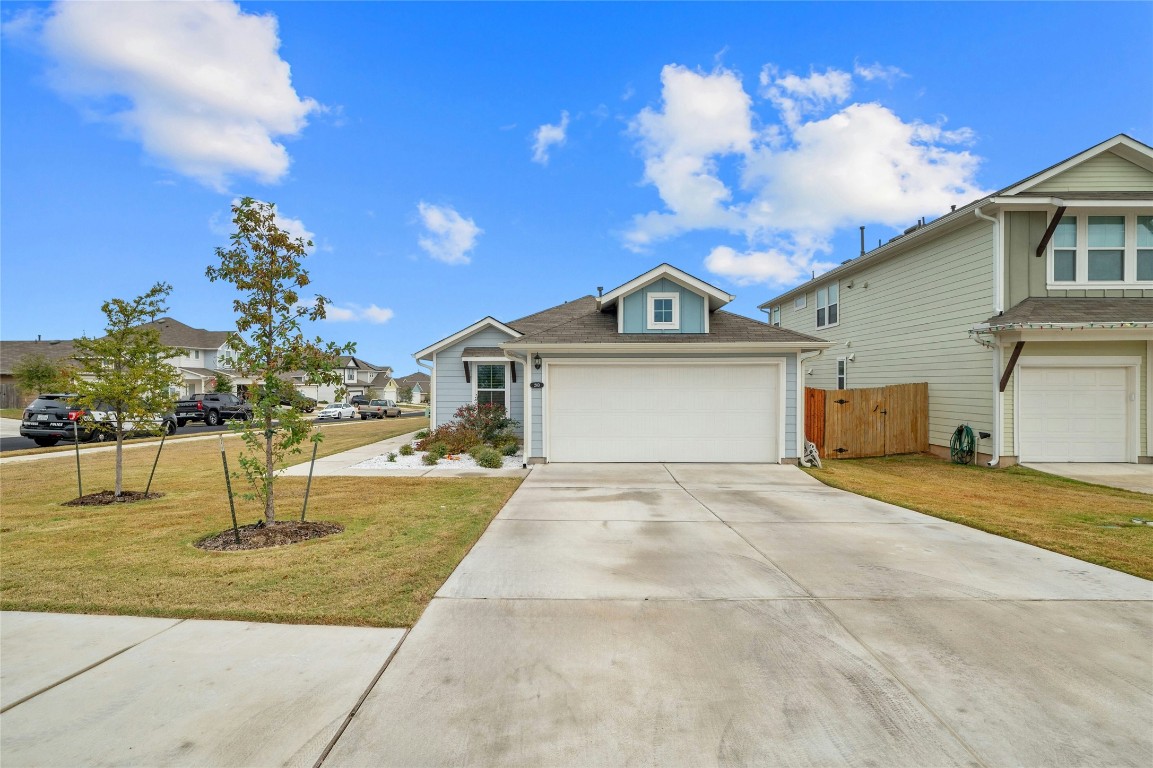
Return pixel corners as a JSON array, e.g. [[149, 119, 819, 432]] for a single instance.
[[803, 454, 1153, 581], [1, 417, 525, 627]]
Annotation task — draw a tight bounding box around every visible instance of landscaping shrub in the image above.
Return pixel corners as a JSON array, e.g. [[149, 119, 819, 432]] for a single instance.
[[399, 444, 414, 456], [417, 424, 481, 454], [500, 442, 519, 457], [469, 445, 503, 469], [386, 452, 397, 462], [452, 403, 519, 443], [425, 442, 449, 460], [414, 429, 429, 439], [421, 452, 439, 466]]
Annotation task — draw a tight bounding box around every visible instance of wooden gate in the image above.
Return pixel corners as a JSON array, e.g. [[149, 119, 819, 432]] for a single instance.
[[805, 383, 928, 459]]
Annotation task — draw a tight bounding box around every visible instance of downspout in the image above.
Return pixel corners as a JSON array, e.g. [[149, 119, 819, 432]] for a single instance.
[[416, 358, 434, 427], [797, 348, 825, 460], [973, 204, 1002, 468], [504, 350, 531, 468]]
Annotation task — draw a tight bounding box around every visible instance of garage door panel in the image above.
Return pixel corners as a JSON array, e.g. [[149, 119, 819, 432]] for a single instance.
[[548, 363, 779, 463], [1019, 366, 1130, 463]]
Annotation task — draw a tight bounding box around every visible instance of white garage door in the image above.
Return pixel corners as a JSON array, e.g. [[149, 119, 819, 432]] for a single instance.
[[547, 363, 780, 462], [1019, 366, 1129, 462]]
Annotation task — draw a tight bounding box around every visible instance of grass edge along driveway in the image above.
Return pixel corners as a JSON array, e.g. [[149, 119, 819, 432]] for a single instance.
[[803, 454, 1152, 581], [1, 417, 525, 628]]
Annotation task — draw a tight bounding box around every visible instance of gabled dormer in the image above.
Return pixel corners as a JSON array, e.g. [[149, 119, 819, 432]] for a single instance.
[[596, 263, 735, 334]]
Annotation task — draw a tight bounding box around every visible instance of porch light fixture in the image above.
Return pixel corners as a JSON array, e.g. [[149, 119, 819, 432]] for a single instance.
[[533, 353, 542, 371]]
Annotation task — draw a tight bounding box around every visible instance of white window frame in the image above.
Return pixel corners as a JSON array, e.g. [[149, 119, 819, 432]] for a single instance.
[[836, 357, 847, 390], [472, 361, 509, 410], [1047, 210, 1153, 288], [345, 367, 357, 383], [646, 292, 680, 330], [770, 306, 781, 326], [816, 282, 839, 329], [795, 295, 807, 310]]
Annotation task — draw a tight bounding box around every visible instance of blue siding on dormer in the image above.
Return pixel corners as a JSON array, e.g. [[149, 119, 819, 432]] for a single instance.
[[619, 278, 707, 334]]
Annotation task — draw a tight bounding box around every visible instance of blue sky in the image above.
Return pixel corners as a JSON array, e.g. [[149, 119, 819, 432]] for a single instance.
[[3, 1, 1151, 371]]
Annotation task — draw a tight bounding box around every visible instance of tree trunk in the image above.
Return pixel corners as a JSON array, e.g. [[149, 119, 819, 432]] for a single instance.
[[114, 428, 123, 497], [264, 411, 276, 523]]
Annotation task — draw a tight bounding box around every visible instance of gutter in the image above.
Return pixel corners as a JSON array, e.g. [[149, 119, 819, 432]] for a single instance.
[[970, 204, 1002, 468], [796, 347, 825, 460], [415, 358, 434, 425]]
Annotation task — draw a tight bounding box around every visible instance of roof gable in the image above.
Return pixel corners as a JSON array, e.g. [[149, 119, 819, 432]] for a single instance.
[[413, 317, 521, 360], [597, 264, 734, 312], [1001, 134, 1153, 195]]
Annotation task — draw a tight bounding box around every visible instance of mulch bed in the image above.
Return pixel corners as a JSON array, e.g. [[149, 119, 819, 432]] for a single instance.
[[64, 490, 164, 506], [196, 520, 344, 551]]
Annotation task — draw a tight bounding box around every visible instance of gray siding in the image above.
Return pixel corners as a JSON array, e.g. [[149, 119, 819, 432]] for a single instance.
[[620, 278, 707, 333], [777, 219, 997, 452], [531, 352, 797, 458], [432, 327, 523, 430]]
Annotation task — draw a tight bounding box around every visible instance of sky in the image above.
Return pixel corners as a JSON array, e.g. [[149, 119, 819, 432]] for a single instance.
[[2, 1, 1151, 372]]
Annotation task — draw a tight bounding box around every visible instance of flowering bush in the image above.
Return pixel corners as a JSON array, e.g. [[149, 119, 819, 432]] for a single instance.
[[416, 424, 481, 454], [453, 402, 519, 444]]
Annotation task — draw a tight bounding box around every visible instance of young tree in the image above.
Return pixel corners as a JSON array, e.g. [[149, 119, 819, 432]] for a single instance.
[[12, 353, 71, 400], [210, 372, 233, 393], [71, 282, 183, 497], [398, 385, 413, 403], [206, 197, 353, 523]]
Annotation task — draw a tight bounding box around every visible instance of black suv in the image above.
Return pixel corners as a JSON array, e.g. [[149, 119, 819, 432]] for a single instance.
[[20, 394, 97, 447], [175, 392, 253, 427]]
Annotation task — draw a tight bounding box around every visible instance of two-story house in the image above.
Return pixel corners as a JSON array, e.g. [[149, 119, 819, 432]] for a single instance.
[[289, 356, 394, 404], [762, 134, 1153, 466], [140, 317, 236, 397], [414, 264, 831, 463]]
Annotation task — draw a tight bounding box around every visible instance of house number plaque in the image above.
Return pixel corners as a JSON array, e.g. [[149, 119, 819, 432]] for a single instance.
[[530, 382, 544, 389]]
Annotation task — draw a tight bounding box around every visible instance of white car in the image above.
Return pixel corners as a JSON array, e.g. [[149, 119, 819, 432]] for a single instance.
[[316, 403, 356, 420]]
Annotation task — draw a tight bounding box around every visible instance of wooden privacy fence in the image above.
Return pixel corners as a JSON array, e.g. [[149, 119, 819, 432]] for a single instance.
[[805, 383, 928, 459]]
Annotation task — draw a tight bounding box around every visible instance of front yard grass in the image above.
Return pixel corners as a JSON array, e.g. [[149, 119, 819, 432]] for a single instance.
[[1, 417, 524, 627], [803, 454, 1153, 581]]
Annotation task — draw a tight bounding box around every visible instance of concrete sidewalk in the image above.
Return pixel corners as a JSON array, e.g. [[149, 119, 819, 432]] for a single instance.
[[1022, 461, 1153, 494]]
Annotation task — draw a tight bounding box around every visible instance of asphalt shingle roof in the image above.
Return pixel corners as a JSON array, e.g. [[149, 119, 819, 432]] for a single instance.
[[0, 340, 77, 375], [138, 317, 231, 349], [502, 299, 826, 345], [986, 298, 1153, 328]]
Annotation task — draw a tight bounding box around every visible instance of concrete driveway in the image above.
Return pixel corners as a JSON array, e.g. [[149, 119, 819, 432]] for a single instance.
[[325, 462, 1152, 768]]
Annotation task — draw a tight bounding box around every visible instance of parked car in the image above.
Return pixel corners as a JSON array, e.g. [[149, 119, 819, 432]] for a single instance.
[[349, 395, 370, 408], [357, 399, 402, 419], [174, 393, 252, 427], [316, 402, 356, 420], [19, 395, 176, 446], [90, 408, 178, 440], [280, 392, 317, 413]]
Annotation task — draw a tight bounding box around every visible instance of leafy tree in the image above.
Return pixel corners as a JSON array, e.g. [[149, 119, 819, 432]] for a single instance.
[[12, 353, 71, 400], [206, 197, 353, 523], [365, 386, 380, 400], [210, 372, 233, 393], [70, 282, 184, 497], [398, 385, 413, 403]]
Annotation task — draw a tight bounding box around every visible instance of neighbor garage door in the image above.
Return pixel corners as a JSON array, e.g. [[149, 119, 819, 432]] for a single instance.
[[547, 363, 780, 462], [1019, 366, 1129, 462]]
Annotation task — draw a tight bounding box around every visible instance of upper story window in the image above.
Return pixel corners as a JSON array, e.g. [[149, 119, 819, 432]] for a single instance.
[[770, 306, 781, 326], [1050, 212, 1153, 286], [836, 357, 847, 389], [647, 292, 680, 330], [794, 295, 807, 310], [816, 282, 839, 328], [192, 349, 200, 360], [345, 367, 356, 382]]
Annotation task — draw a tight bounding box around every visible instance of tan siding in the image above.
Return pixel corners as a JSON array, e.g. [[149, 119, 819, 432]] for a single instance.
[[779, 220, 996, 451], [1029, 152, 1153, 192], [1002, 366, 1014, 455]]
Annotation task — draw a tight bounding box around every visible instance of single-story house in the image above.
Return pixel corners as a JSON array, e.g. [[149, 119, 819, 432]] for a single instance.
[[394, 372, 430, 403], [414, 264, 831, 463]]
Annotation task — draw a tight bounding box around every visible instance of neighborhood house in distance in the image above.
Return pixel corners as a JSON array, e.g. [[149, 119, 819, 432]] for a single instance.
[[414, 263, 833, 464], [763, 134, 1153, 466], [0, 317, 425, 409]]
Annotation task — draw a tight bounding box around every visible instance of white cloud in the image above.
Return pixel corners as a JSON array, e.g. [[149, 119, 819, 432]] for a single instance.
[[627, 62, 989, 287], [416, 202, 482, 265], [532, 111, 570, 165], [323, 304, 394, 324], [854, 61, 908, 84], [25, 0, 319, 191]]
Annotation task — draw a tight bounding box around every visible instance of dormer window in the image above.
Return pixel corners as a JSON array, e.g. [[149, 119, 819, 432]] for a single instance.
[[647, 292, 680, 330]]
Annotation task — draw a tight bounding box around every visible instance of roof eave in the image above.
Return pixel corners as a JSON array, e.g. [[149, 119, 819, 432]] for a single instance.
[[412, 317, 522, 360], [499, 340, 835, 352], [597, 263, 735, 311]]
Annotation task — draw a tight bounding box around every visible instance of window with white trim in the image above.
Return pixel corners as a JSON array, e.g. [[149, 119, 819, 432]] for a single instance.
[[770, 306, 781, 326], [646, 292, 680, 330], [836, 357, 847, 390], [345, 367, 356, 383], [1049, 212, 1153, 286], [816, 282, 839, 328], [794, 295, 807, 310], [475, 363, 507, 408]]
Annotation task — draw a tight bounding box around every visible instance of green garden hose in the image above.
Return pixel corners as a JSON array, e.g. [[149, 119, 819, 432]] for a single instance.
[[950, 424, 976, 465]]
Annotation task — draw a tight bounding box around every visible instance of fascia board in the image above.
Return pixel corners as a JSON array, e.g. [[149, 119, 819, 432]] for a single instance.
[[598, 264, 735, 311], [990, 196, 1153, 208], [500, 341, 836, 353], [999, 135, 1153, 195], [412, 317, 522, 360]]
